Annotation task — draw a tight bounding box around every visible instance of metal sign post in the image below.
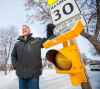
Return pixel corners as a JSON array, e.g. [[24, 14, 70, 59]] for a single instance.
[[81, 59, 92, 89]]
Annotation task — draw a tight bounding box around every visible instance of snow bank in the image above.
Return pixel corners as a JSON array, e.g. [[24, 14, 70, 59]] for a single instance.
[[76, 35, 100, 60], [0, 71, 17, 88]]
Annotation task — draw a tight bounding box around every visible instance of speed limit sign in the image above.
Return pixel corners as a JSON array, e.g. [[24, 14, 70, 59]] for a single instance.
[[50, 0, 80, 25]]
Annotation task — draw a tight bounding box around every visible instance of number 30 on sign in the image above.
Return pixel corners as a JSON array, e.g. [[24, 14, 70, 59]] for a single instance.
[[50, 0, 80, 25]]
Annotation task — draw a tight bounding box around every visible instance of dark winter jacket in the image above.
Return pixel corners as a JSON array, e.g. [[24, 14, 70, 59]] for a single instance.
[[11, 34, 46, 79]]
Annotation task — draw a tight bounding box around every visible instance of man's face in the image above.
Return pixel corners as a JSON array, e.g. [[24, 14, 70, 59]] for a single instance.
[[21, 25, 31, 36]]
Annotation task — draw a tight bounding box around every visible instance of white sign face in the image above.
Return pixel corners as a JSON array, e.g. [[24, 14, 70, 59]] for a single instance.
[[54, 14, 81, 35], [50, 0, 80, 25]]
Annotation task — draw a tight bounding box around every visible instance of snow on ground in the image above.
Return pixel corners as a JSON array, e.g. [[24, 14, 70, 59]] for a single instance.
[[76, 35, 100, 60], [76, 35, 96, 54], [0, 69, 81, 89], [0, 71, 17, 88], [0, 69, 99, 89]]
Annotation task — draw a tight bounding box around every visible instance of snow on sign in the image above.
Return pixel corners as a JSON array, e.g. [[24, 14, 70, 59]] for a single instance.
[[50, 0, 80, 25]]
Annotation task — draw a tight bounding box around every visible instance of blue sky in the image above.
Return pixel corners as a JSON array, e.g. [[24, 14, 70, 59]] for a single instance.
[[0, 0, 25, 28]]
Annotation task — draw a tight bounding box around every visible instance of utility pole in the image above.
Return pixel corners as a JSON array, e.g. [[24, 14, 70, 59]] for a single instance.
[[81, 58, 92, 89]]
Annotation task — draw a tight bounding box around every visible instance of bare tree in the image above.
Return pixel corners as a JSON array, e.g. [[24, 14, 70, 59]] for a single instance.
[[0, 26, 18, 74], [80, 0, 100, 53], [24, 0, 52, 24]]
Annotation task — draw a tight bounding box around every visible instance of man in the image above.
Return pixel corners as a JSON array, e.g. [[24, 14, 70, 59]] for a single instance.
[[11, 24, 56, 89], [11, 25, 46, 89]]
